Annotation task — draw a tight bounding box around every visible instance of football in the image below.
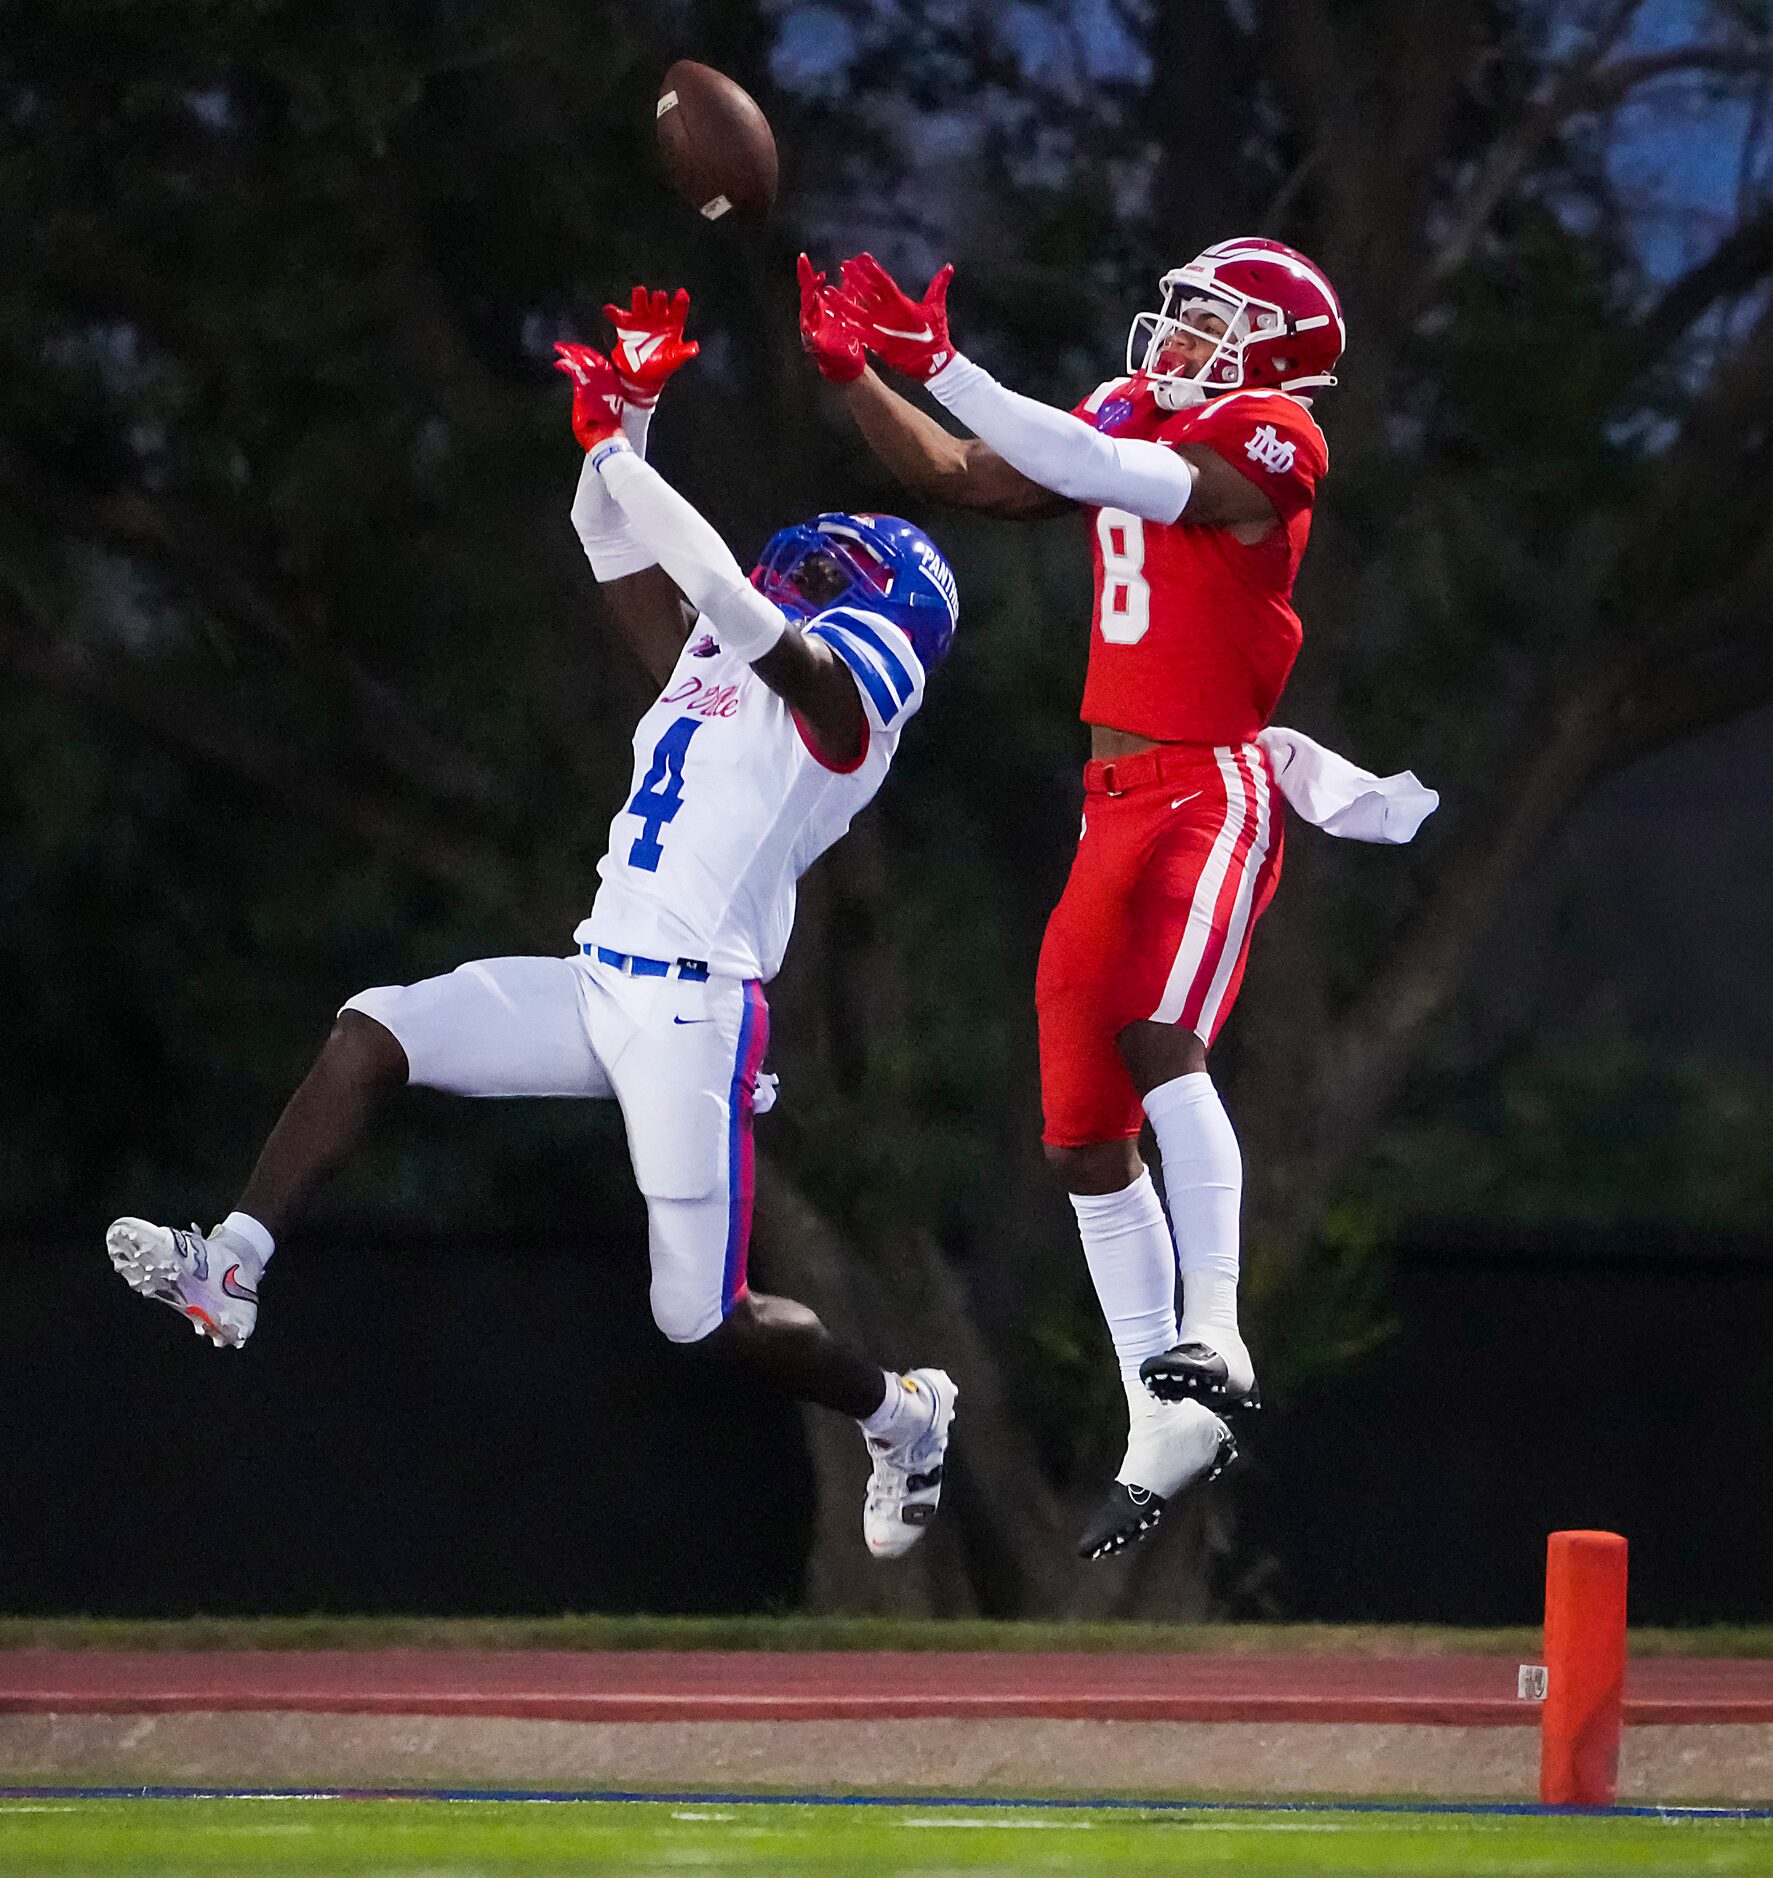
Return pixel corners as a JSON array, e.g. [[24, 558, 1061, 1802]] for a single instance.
[[655, 61, 779, 224]]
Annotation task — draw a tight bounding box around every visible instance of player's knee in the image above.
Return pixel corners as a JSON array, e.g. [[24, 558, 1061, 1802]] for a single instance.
[[1043, 1137, 1143, 1195], [649, 1275, 724, 1345], [323, 1008, 409, 1089], [709, 1291, 815, 1348], [1116, 1018, 1207, 1093]]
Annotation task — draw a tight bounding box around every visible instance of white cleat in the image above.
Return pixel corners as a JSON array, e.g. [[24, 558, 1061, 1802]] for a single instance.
[[862, 1368, 957, 1558], [105, 1217, 261, 1349], [1077, 1393, 1237, 1561]]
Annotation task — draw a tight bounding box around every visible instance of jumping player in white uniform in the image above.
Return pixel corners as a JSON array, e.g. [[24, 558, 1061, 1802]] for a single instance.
[[105, 287, 961, 1559]]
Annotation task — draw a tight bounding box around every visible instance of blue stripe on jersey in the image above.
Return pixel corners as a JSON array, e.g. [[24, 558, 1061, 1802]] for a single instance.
[[809, 621, 900, 725], [817, 609, 917, 709]]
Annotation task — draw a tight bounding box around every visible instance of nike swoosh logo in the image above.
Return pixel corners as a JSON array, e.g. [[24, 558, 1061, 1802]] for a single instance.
[[672, 1016, 713, 1026], [877, 323, 934, 343], [1171, 791, 1202, 810], [220, 1264, 258, 1303]]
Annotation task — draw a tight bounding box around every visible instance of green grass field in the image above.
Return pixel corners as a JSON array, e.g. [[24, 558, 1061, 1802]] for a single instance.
[[8, 1613, 1773, 1655], [1, 1798, 1769, 1876]]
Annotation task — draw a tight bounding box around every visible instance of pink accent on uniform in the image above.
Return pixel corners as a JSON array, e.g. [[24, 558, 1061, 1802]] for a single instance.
[[791, 706, 872, 775], [723, 980, 772, 1310]]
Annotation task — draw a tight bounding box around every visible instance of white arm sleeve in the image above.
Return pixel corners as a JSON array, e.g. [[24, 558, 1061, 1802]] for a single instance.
[[926, 355, 1195, 523], [567, 401, 662, 583], [592, 438, 786, 660], [570, 452, 658, 581]]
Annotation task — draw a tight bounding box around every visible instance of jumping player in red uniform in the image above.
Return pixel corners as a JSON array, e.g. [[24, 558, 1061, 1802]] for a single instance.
[[801, 238, 1428, 1559]]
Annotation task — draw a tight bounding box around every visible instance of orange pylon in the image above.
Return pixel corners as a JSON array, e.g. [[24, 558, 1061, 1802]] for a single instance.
[[1539, 1529, 1628, 1806]]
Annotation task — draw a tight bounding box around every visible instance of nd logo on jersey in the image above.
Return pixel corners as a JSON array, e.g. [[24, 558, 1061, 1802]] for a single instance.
[[1244, 423, 1297, 474]]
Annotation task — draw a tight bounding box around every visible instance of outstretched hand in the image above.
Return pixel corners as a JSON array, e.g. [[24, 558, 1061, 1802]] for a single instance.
[[797, 254, 866, 384], [830, 253, 956, 381], [552, 342, 625, 452], [602, 286, 699, 409]]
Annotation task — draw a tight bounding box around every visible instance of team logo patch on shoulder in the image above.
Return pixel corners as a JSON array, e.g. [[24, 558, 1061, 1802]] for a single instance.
[[1244, 423, 1297, 473], [1094, 396, 1136, 433], [690, 633, 721, 658]]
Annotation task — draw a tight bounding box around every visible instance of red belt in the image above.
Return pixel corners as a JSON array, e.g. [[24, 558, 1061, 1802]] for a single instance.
[[1083, 743, 1243, 797]]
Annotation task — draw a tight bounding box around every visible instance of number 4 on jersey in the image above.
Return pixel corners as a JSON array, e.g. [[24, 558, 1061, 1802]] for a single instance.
[[1097, 508, 1150, 644], [627, 715, 702, 871]]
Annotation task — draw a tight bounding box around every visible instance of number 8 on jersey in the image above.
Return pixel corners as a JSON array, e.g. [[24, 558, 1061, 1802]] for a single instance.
[[1096, 508, 1149, 645]]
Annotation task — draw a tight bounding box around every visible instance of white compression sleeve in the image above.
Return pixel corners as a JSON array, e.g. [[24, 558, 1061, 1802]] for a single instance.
[[592, 438, 786, 660], [926, 355, 1196, 523], [619, 401, 652, 457], [570, 452, 659, 581]]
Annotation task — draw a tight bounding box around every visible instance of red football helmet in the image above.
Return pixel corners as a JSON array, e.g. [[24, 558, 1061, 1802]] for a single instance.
[[1127, 236, 1345, 408]]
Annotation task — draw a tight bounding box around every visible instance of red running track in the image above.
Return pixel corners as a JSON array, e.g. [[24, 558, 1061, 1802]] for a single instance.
[[2, 1652, 1771, 1727]]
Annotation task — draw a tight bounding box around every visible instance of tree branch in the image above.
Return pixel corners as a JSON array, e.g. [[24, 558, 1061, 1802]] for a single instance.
[[1418, 37, 1773, 295], [1632, 198, 1773, 367]]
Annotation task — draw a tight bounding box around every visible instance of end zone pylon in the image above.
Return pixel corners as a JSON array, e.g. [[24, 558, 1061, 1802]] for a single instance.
[[1538, 1529, 1628, 1806]]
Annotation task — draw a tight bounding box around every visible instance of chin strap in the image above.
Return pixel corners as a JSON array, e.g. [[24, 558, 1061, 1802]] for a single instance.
[[1150, 375, 1210, 413]]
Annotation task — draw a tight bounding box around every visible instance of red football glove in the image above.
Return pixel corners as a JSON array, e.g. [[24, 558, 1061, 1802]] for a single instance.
[[797, 253, 865, 384], [602, 285, 699, 409], [552, 342, 625, 451], [831, 252, 956, 381]]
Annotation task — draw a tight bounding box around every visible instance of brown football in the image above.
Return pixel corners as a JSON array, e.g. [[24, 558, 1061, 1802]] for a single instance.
[[655, 61, 779, 225]]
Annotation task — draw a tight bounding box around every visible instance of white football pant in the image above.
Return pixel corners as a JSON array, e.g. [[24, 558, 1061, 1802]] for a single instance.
[[343, 950, 770, 1342]]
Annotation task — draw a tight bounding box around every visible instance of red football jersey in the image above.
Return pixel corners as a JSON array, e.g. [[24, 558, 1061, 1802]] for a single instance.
[[1071, 378, 1328, 744]]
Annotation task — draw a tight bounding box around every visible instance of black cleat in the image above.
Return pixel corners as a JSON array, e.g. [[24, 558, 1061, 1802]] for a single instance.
[[1075, 1418, 1239, 1561], [1078, 1482, 1167, 1560], [1140, 1340, 1260, 1412]]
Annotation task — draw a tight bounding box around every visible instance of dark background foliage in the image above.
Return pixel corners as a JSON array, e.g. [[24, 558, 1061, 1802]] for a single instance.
[[4, 0, 1772, 1620]]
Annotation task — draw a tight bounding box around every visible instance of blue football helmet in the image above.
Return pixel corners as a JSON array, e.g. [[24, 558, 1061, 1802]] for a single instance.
[[751, 512, 959, 671]]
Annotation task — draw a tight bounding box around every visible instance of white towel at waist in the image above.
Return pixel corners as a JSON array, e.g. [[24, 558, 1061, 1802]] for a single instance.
[[1255, 726, 1439, 845]]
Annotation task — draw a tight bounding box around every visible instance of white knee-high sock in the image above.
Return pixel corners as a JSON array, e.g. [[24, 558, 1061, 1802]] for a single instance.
[[1143, 1072, 1246, 1363], [1067, 1169, 1179, 1385]]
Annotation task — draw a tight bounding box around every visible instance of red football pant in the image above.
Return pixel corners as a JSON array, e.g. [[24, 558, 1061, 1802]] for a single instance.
[[1036, 741, 1283, 1148]]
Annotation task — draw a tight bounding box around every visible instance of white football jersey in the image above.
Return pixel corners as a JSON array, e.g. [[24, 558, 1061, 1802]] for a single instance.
[[577, 605, 927, 982]]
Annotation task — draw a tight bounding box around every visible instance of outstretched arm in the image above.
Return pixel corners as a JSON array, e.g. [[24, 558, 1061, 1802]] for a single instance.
[[590, 439, 866, 764], [598, 565, 694, 693], [825, 254, 1277, 531], [799, 253, 1063, 520], [570, 447, 691, 689], [837, 366, 1071, 518], [557, 342, 867, 764]]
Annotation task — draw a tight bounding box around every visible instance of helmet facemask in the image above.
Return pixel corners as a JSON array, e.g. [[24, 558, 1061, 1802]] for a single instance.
[[749, 512, 958, 671], [1128, 259, 1339, 409], [1129, 278, 1264, 410], [751, 527, 889, 620]]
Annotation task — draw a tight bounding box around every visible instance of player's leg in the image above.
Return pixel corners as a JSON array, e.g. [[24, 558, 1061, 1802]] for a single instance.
[[107, 956, 609, 1346], [1035, 802, 1235, 1559], [234, 1010, 410, 1240], [1120, 741, 1283, 1410], [614, 968, 955, 1558]]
